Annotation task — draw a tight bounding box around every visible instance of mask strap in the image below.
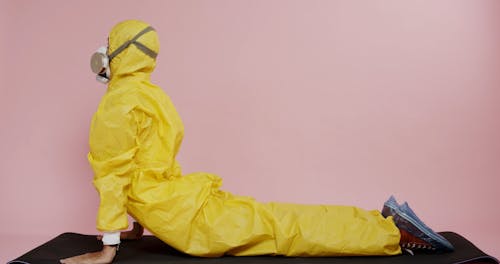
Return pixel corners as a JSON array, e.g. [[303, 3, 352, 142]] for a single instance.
[[133, 41, 158, 59], [108, 26, 158, 61]]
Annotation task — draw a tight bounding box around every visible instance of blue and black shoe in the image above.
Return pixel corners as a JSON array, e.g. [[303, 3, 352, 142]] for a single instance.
[[381, 196, 455, 253]]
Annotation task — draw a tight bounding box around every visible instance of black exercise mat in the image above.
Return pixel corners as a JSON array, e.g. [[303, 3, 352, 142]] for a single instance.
[[8, 232, 498, 264]]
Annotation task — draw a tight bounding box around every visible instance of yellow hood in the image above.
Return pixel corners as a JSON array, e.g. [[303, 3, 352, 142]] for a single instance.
[[107, 20, 159, 83]]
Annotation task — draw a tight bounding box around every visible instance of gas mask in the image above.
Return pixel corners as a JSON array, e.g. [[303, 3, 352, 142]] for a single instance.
[[90, 46, 111, 83], [90, 26, 158, 84]]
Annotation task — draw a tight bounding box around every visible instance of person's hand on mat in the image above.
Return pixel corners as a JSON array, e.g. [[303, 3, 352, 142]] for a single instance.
[[96, 222, 144, 241], [59, 245, 116, 264]]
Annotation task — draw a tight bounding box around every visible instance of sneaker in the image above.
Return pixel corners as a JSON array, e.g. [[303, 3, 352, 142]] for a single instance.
[[381, 195, 454, 252], [395, 202, 454, 252]]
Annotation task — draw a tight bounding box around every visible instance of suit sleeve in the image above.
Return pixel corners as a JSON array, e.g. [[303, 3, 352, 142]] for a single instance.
[[88, 105, 139, 232]]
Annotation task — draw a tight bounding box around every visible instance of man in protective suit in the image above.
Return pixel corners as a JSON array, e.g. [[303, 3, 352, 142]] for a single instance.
[[60, 20, 453, 264]]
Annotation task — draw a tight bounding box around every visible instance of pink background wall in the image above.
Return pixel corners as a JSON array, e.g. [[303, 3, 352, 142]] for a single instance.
[[1, 0, 499, 261]]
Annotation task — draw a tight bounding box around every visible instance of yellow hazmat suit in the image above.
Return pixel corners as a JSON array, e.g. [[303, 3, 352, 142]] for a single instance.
[[89, 20, 402, 257]]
